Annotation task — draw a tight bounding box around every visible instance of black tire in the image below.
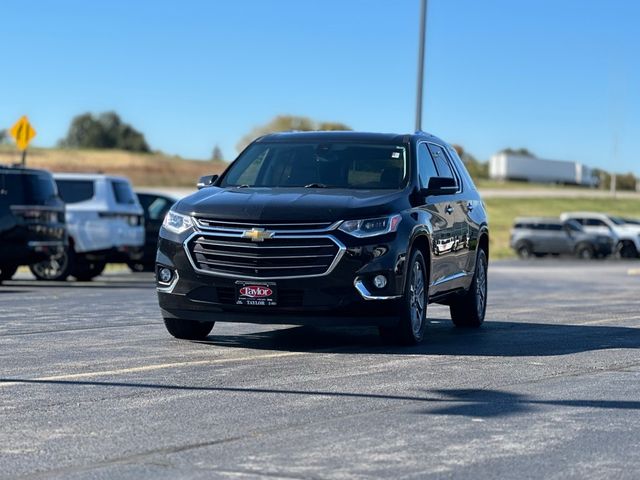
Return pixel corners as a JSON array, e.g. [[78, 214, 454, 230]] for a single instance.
[[30, 249, 72, 281], [516, 242, 533, 259], [0, 264, 19, 281], [617, 241, 638, 259], [127, 261, 155, 273], [575, 243, 594, 260], [164, 317, 214, 340], [379, 249, 428, 345], [72, 260, 106, 281], [450, 249, 488, 328]]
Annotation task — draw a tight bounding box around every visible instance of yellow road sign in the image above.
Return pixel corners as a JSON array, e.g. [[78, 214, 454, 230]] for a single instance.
[[9, 116, 37, 150]]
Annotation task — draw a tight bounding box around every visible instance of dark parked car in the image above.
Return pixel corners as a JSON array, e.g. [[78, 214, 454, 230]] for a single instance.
[[510, 217, 613, 259], [156, 131, 489, 345], [130, 190, 179, 272], [0, 165, 66, 283]]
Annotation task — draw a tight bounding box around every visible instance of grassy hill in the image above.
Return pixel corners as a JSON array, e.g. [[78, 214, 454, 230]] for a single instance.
[[0, 146, 226, 187]]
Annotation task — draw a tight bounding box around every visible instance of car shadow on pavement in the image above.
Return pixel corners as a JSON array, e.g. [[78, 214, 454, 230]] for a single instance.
[[2, 280, 152, 289], [195, 319, 640, 357], [2, 377, 639, 419]]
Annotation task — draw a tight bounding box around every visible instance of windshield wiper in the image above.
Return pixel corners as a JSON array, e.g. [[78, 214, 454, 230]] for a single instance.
[[304, 183, 328, 188]]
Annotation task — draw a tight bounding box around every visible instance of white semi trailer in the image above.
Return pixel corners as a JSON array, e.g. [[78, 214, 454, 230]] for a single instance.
[[489, 152, 596, 186]]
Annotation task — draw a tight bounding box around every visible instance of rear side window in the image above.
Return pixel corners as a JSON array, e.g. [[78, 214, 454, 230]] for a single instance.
[[546, 224, 563, 231], [585, 219, 607, 227], [56, 180, 95, 203], [417, 143, 438, 188], [111, 180, 136, 204], [1, 171, 58, 205], [428, 144, 455, 179]]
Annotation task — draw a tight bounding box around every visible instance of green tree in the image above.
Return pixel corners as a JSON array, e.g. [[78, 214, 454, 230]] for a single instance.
[[0, 129, 8, 145], [236, 115, 351, 152], [211, 145, 224, 162], [452, 144, 488, 180], [59, 111, 150, 152]]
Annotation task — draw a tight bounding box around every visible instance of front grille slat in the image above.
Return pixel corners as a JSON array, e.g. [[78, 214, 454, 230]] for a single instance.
[[186, 221, 344, 279]]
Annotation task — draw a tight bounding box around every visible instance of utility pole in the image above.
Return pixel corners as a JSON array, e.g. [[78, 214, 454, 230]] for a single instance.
[[415, 0, 428, 132]]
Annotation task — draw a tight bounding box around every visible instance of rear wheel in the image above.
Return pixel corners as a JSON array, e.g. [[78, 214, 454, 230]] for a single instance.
[[30, 249, 72, 281], [516, 242, 533, 259], [164, 317, 214, 340], [0, 264, 18, 281], [72, 259, 106, 281], [127, 261, 155, 273], [575, 243, 594, 260], [379, 249, 428, 345], [450, 249, 488, 328]]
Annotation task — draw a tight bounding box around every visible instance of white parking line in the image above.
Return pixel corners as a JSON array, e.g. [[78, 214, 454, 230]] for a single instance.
[[0, 351, 306, 389]]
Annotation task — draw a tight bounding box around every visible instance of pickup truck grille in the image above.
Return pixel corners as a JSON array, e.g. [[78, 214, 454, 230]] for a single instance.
[[185, 233, 344, 279]]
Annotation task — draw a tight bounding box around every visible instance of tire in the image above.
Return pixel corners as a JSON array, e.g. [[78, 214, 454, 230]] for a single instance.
[[378, 249, 428, 345], [0, 264, 18, 281], [575, 243, 594, 260], [128, 261, 155, 273], [450, 249, 488, 328], [72, 260, 106, 281], [30, 249, 72, 281], [164, 317, 214, 340], [516, 242, 533, 259], [617, 241, 638, 259]]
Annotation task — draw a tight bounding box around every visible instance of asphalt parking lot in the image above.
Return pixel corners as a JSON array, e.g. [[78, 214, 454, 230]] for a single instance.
[[1, 260, 640, 479]]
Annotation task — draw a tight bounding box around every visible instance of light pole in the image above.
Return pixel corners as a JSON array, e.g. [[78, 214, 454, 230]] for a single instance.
[[415, 0, 428, 132]]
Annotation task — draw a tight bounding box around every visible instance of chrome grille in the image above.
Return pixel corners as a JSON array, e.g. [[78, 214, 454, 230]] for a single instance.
[[185, 232, 345, 279], [194, 218, 336, 232]]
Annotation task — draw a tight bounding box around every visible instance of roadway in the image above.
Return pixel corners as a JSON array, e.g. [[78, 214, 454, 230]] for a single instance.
[[1, 260, 639, 479]]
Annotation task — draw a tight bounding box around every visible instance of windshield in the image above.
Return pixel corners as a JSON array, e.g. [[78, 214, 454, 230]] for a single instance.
[[221, 142, 408, 190], [608, 216, 626, 226]]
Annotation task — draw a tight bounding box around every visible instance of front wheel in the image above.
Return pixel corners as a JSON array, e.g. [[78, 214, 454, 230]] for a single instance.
[[164, 317, 214, 340], [617, 241, 639, 259], [450, 249, 488, 328], [575, 243, 594, 260], [379, 249, 428, 345]]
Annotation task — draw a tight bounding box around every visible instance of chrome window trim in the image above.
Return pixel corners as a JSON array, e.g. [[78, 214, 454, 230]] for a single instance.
[[183, 231, 346, 280]]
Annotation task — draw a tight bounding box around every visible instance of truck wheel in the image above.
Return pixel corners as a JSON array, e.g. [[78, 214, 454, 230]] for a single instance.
[[379, 249, 428, 345], [516, 242, 533, 259], [30, 249, 72, 281], [450, 249, 488, 328], [575, 243, 594, 260], [164, 317, 214, 340], [0, 264, 18, 281], [72, 260, 106, 281]]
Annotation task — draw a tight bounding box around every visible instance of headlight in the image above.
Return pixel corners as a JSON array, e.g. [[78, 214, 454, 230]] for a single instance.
[[162, 210, 194, 234], [338, 214, 402, 238]]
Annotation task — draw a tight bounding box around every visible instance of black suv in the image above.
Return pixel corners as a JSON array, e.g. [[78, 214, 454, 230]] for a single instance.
[[157, 131, 489, 344], [0, 166, 66, 283]]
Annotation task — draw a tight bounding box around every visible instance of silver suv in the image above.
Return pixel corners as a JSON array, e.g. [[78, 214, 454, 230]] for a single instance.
[[510, 217, 613, 259]]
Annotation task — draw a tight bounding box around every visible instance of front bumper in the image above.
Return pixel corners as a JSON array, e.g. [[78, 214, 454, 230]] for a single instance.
[[156, 228, 409, 327]]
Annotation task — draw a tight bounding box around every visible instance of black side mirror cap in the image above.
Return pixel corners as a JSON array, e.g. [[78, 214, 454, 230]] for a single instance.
[[420, 176, 457, 196], [197, 174, 219, 190]]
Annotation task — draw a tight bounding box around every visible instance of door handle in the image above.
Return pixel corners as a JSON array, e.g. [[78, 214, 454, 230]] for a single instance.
[[445, 205, 454, 215], [467, 202, 474, 211]]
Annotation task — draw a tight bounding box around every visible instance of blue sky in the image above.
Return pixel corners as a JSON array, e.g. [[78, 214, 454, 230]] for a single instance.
[[1, 0, 638, 173]]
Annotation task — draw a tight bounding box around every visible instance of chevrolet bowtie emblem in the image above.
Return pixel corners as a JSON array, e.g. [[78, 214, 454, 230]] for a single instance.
[[242, 228, 275, 242]]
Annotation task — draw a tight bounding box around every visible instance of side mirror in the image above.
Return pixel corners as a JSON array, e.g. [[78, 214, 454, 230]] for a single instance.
[[420, 176, 457, 197], [197, 174, 219, 190]]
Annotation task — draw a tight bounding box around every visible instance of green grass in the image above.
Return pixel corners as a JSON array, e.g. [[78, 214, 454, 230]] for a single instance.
[[485, 197, 640, 259]]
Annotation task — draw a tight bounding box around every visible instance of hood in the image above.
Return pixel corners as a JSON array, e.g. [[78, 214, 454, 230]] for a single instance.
[[175, 187, 411, 222]]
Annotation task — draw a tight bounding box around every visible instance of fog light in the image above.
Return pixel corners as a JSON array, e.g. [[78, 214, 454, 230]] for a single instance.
[[372, 246, 388, 258], [373, 274, 387, 289], [159, 267, 173, 283]]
